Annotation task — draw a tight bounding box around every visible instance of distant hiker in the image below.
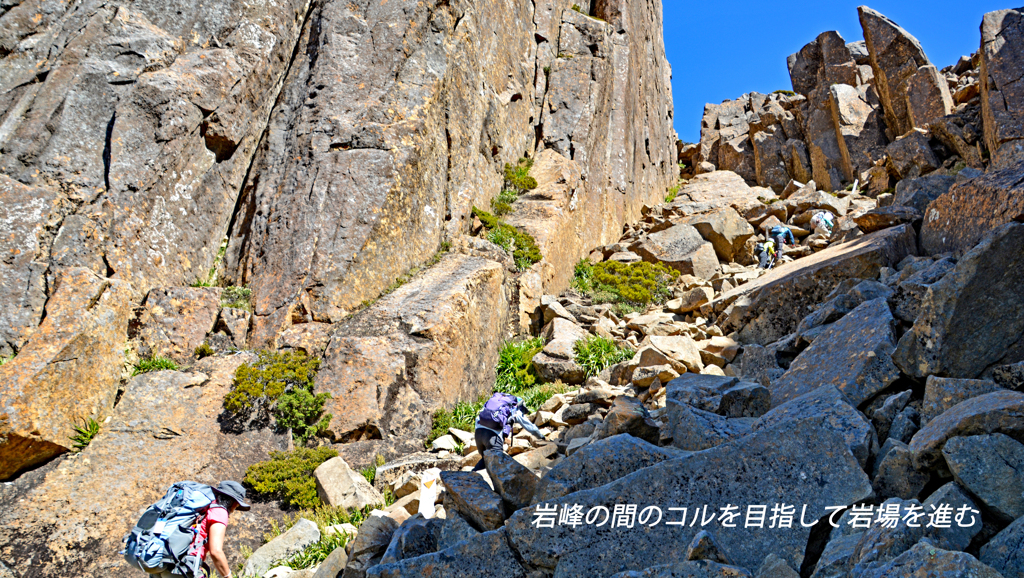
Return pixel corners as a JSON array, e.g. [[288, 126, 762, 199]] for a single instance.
[[810, 211, 835, 237], [472, 392, 544, 471], [124, 480, 251, 578], [769, 224, 796, 248], [756, 239, 778, 269]]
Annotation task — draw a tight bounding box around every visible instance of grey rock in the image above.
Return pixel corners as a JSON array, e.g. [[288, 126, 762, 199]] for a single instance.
[[849, 499, 927, 572], [533, 433, 683, 504], [631, 223, 721, 279], [873, 440, 929, 500], [686, 531, 733, 565], [892, 174, 955, 214], [919, 165, 1024, 256], [887, 407, 920, 444], [980, 515, 1024, 578], [872, 390, 912, 442], [980, 7, 1024, 168], [366, 528, 525, 578], [592, 395, 660, 444], [772, 298, 899, 408], [666, 403, 755, 452], [885, 130, 940, 178], [922, 482, 983, 552], [378, 514, 442, 566], [811, 532, 864, 578], [755, 553, 800, 578], [853, 541, 1003, 578], [854, 206, 922, 235], [610, 560, 753, 578], [439, 471, 505, 532], [994, 361, 1024, 390], [312, 546, 349, 578], [244, 518, 320, 578], [894, 223, 1024, 379], [342, 514, 399, 578], [921, 377, 1004, 424], [942, 433, 1024, 522], [506, 419, 873, 575], [484, 450, 541, 513], [718, 382, 771, 418], [891, 257, 955, 323], [910, 390, 1024, 470], [437, 511, 480, 551]]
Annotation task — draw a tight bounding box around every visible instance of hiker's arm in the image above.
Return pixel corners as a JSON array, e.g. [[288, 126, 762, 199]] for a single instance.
[[207, 522, 232, 578], [513, 411, 544, 438]]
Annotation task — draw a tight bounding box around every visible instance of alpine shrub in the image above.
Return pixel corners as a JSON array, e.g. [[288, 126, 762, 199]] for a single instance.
[[590, 261, 676, 307], [473, 207, 543, 270], [221, 286, 252, 311], [132, 356, 178, 376], [244, 447, 338, 509], [574, 335, 633, 378], [495, 337, 545, 394], [503, 157, 537, 193], [571, 258, 594, 293], [70, 417, 102, 451]]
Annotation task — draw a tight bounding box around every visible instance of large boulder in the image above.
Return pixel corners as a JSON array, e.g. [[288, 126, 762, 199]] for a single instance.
[[921, 377, 1004, 424], [858, 6, 932, 139], [343, 513, 400, 578], [533, 434, 682, 503], [682, 208, 756, 263], [483, 450, 541, 513], [664, 403, 755, 452], [631, 224, 721, 279], [439, 471, 505, 532], [378, 514, 443, 566], [919, 166, 1024, 256], [853, 541, 1003, 578], [505, 420, 873, 575], [980, 515, 1024, 578], [922, 482, 983, 551], [894, 223, 1024, 379], [942, 433, 1024, 521], [771, 298, 899, 408], [135, 287, 222, 362], [891, 257, 955, 324], [828, 83, 889, 183], [0, 355, 292, 577], [716, 224, 916, 345], [366, 528, 526, 578], [592, 396, 661, 443], [909, 389, 1024, 470], [891, 174, 955, 214], [980, 7, 1024, 168], [243, 519, 320, 578], [315, 457, 386, 511], [0, 267, 132, 480]]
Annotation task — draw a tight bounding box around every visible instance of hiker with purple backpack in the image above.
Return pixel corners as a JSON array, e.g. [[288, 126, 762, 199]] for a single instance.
[[472, 392, 545, 471]]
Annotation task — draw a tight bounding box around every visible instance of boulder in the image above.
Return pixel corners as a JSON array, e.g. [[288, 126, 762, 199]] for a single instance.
[[922, 482, 983, 551], [610, 560, 752, 578], [848, 498, 927, 571], [756, 554, 799, 578], [980, 7, 1024, 168], [665, 403, 754, 452], [668, 287, 716, 314], [942, 433, 1024, 521], [854, 541, 1003, 578], [439, 471, 505, 532], [891, 257, 955, 323], [135, 287, 222, 362], [980, 515, 1024, 578], [909, 390, 1024, 470], [682, 208, 756, 262], [371, 452, 463, 495], [483, 450, 541, 512], [0, 267, 132, 480], [853, 206, 921, 234], [378, 514, 443, 566], [771, 298, 899, 408], [884, 130, 940, 178], [784, 186, 851, 217], [532, 434, 683, 504], [315, 457, 386, 511], [828, 83, 889, 183], [650, 335, 706, 373], [366, 528, 526, 578], [894, 223, 1024, 379], [631, 224, 721, 279], [505, 419, 873, 575], [244, 519, 320, 578], [753, 385, 876, 470], [994, 361, 1024, 390], [891, 174, 955, 214], [716, 224, 916, 345], [718, 382, 771, 419], [685, 530, 734, 565], [872, 390, 912, 442], [592, 396, 661, 443], [887, 407, 920, 444], [859, 6, 932, 139], [919, 165, 1024, 256], [921, 377, 1004, 424], [312, 547, 349, 578], [905, 64, 954, 129], [342, 513, 400, 578], [872, 440, 929, 500], [437, 511, 480, 551], [218, 307, 253, 350]]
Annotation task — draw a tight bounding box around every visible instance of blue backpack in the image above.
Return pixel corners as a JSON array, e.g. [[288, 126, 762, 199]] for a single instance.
[[122, 481, 216, 576], [479, 393, 520, 436]]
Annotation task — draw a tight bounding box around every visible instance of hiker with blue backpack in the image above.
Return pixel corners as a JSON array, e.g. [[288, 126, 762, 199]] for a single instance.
[[123, 480, 251, 578], [769, 224, 796, 249], [472, 392, 545, 471]]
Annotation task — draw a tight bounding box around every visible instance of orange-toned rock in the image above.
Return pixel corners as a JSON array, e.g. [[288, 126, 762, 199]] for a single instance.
[[0, 267, 132, 480], [135, 287, 222, 362]]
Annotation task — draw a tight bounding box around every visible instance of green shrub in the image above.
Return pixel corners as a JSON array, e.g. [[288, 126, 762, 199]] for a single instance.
[[473, 207, 543, 271], [574, 335, 633, 378], [194, 342, 214, 359], [495, 337, 545, 394], [70, 417, 101, 451], [267, 503, 381, 569], [571, 3, 582, 11], [571, 258, 594, 293], [772, 89, 796, 96], [951, 160, 967, 174], [491, 189, 518, 216], [665, 181, 681, 203], [503, 157, 537, 193], [359, 454, 386, 486], [427, 399, 486, 444], [287, 531, 349, 569], [520, 381, 570, 412], [221, 286, 252, 311], [588, 261, 676, 307], [0, 354, 12, 367], [244, 447, 338, 509], [132, 356, 178, 376], [273, 386, 333, 445]]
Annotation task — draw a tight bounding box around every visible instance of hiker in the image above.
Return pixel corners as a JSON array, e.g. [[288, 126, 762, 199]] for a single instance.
[[810, 211, 835, 238], [472, 392, 544, 471], [756, 239, 778, 269], [769, 224, 796, 249], [124, 480, 250, 578]]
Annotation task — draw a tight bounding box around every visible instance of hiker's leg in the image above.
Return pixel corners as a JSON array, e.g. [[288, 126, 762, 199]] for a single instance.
[[472, 429, 492, 471], [759, 251, 769, 269]]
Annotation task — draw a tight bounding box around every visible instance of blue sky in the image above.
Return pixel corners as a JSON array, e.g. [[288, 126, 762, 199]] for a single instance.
[[665, 1, 1011, 143]]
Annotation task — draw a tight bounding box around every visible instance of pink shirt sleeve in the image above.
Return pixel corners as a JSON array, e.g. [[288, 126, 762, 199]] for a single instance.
[[206, 505, 230, 527]]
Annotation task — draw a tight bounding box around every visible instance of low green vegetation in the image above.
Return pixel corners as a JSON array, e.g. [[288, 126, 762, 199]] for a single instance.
[[427, 399, 485, 444], [359, 454, 386, 486], [504, 157, 537, 193], [0, 354, 12, 367], [574, 335, 633, 378], [571, 3, 582, 11], [132, 356, 178, 376], [490, 188, 518, 216], [772, 89, 796, 96], [244, 447, 338, 509], [665, 181, 681, 203], [269, 504, 379, 570], [221, 286, 252, 311], [70, 417, 102, 451], [473, 207, 543, 271], [223, 350, 331, 444], [194, 342, 214, 359], [951, 160, 967, 174], [572, 260, 676, 314], [191, 237, 229, 287], [495, 337, 545, 394]]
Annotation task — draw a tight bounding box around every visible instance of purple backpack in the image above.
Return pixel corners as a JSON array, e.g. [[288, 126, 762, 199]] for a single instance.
[[479, 393, 519, 436]]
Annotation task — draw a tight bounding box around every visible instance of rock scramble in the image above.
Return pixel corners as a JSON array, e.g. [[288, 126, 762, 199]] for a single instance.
[[1, 3, 1024, 578]]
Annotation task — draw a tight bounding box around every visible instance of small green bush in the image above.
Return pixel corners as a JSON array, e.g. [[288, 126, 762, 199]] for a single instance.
[[244, 447, 338, 509], [490, 189, 518, 216], [473, 207, 543, 271], [221, 286, 252, 311], [773, 89, 796, 96], [0, 354, 12, 367], [359, 454, 386, 486], [589, 261, 676, 307], [665, 182, 681, 203], [571, 3, 582, 11], [495, 337, 545, 394], [273, 386, 333, 445], [194, 342, 214, 359], [574, 336, 633, 378], [132, 356, 178, 376], [571, 258, 594, 293], [70, 417, 101, 451], [520, 381, 570, 413], [287, 531, 349, 569], [427, 399, 486, 444], [503, 157, 537, 193]]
